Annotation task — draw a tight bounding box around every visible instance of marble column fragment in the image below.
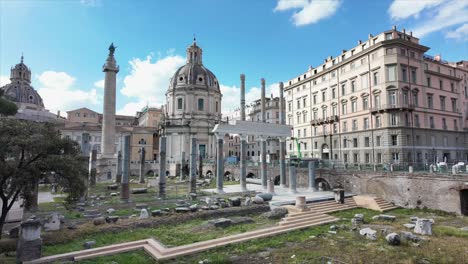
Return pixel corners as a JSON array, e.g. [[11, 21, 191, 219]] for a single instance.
[[120, 135, 130, 202], [139, 147, 146, 184], [180, 151, 186, 181], [308, 161, 316, 191], [240, 136, 247, 192], [260, 137, 267, 190], [189, 137, 197, 194], [88, 150, 97, 186], [159, 136, 167, 198], [216, 135, 224, 193], [289, 165, 297, 194], [116, 151, 122, 184]]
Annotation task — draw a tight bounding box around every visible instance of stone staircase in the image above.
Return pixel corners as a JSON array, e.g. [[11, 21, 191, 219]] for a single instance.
[[352, 195, 398, 212], [374, 197, 398, 211]]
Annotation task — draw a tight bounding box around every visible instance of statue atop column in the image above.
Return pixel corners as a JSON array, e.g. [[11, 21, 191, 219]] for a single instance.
[[109, 43, 116, 56]]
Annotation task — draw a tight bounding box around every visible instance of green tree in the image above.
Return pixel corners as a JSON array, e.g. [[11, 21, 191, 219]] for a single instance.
[[0, 119, 87, 238], [0, 89, 18, 117]]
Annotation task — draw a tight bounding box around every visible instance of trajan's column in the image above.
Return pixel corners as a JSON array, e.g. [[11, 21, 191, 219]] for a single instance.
[[96, 43, 119, 181]]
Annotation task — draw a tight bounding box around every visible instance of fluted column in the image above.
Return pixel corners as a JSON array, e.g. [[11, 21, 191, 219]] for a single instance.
[[260, 78, 267, 190], [240, 74, 248, 192]]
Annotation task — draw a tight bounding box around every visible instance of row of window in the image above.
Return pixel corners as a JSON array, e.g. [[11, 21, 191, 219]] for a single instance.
[[74, 112, 96, 118], [176, 97, 219, 112]]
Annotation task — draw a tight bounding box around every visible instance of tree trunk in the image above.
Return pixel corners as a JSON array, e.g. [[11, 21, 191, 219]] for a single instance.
[[0, 199, 10, 239], [24, 181, 39, 212]]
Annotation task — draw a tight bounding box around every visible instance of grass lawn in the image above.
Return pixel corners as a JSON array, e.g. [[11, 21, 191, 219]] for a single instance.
[[42, 213, 278, 257], [71, 207, 468, 264]]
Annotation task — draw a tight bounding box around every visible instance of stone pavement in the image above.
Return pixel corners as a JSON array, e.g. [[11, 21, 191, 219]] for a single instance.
[[204, 183, 336, 204]]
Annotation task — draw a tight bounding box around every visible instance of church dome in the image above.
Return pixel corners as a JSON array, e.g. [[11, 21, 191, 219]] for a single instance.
[[168, 39, 220, 92], [0, 55, 44, 108]]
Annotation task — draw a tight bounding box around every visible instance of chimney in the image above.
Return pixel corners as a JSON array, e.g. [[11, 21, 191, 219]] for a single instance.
[[393, 25, 397, 30], [358, 40, 362, 44], [410, 31, 413, 36], [368, 34, 373, 38]]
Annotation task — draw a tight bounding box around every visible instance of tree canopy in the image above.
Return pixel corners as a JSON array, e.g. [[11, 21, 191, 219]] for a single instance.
[[0, 118, 87, 238]]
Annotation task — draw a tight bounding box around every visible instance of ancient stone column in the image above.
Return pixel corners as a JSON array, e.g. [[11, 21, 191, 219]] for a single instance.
[[279, 82, 287, 188], [239, 74, 247, 192], [121, 135, 130, 202], [260, 137, 268, 190], [159, 136, 167, 198], [116, 151, 122, 183], [101, 43, 119, 158], [139, 147, 146, 184], [189, 137, 197, 194], [89, 149, 97, 187], [216, 134, 224, 193], [240, 135, 247, 192], [180, 151, 186, 181], [16, 219, 42, 263], [289, 165, 297, 194], [308, 161, 316, 191]]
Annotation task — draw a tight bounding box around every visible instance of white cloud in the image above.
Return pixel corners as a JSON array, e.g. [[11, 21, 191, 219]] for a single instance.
[[94, 79, 104, 89], [274, 0, 308, 11], [387, 0, 468, 39], [411, 0, 468, 38], [36, 71, 101, 114], [0, 75, 10, 87], [120, 53, 185, 107], [117, 100, 147, 116], [446, 23, 468, 40], [388, 0, 444, 20], [274, 0, 341, 26]]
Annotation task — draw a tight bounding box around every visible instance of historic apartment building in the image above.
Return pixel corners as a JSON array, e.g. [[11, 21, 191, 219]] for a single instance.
[[60, 107, 161, 163], [284, 27, 468, 166]]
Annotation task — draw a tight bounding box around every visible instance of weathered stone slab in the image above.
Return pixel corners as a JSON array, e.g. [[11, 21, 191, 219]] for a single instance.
[[107, 184, 118, 190], [175, 207, 190, 213], [256, 193, 273, 202], [83, 240, 96, 249], [135, 203, 148, 209], [359, 227, 377, 240], [403, 223, 415, 229], [261, 207, 288, 220], [372, 214, 396, 221], [208, 218, 233, 228], [414, 218, 432, 235], [151, 210, 162, 217], [43, 212, 61, 231], [131, 188, 148, 194], [400, 231, 421, 242], [93, 217, 106, 225], [84, 210, 101, 218]]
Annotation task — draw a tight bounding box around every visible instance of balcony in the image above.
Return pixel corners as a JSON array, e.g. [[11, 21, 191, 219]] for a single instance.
[[311, 115, 339, 126], [370, 103, 415, 114]]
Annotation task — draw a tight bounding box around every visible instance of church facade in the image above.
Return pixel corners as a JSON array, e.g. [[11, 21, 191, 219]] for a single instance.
[[163, 40, 223, 175], [0, 56, 60, 122]]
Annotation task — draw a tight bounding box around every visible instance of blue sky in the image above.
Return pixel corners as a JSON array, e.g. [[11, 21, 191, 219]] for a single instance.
[[1, 0, 467, 116]]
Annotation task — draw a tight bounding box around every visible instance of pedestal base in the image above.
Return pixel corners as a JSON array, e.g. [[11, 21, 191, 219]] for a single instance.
[[96, 156, 117, 182]]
